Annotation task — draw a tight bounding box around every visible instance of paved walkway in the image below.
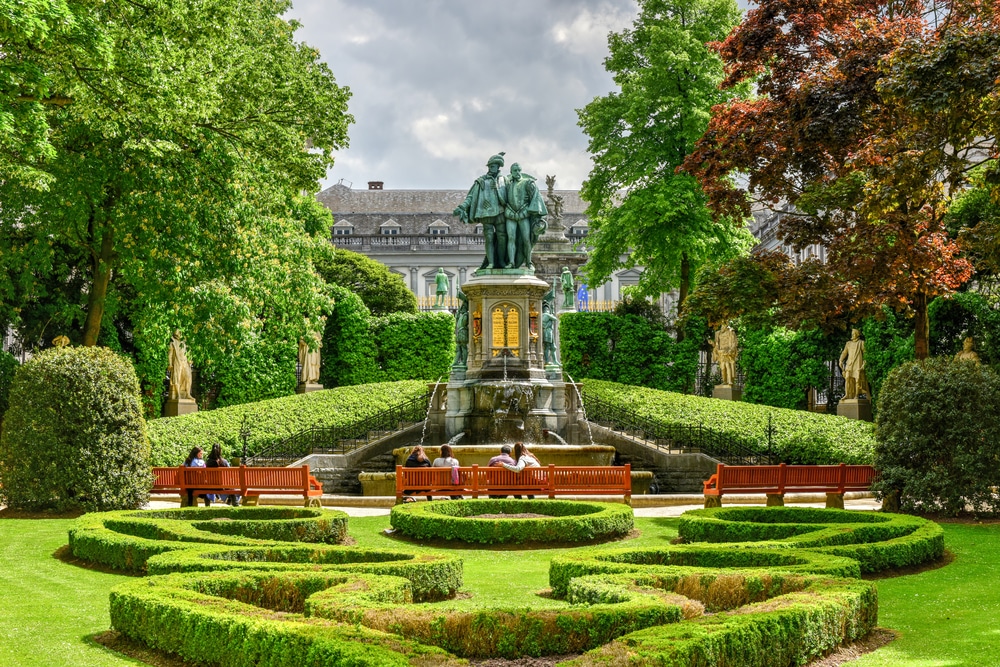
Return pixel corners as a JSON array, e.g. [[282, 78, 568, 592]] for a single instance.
[[148, 495, 881, 517]]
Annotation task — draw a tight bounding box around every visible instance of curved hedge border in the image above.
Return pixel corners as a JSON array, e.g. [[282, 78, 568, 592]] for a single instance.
[[76, 505, 943, 666], [389, 499, 634, 544], [584, 379, 876, 465], [677, 507, 945, 574]]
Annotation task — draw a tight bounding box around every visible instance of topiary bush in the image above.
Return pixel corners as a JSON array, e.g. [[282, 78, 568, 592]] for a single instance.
[[390, 499, 634, 544], [737, 326, 839, 410], [209, 337, 298, 408], [0, 349, 18, 423], [584, 380, 876, 464], [320, 284, 379, 387], [314, 246, 417, 316], [0, 346, 151, 511], [874, 357, 1000, 515]]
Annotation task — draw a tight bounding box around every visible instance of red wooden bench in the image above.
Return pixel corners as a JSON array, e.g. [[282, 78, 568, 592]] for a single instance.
[[395, 464, 632, 505], [702, 463, 878, 508], [151, 465, 324, 507]]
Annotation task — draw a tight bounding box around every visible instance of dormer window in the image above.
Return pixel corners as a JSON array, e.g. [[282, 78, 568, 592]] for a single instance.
[[380, 219, 401, 235], [428, 219, 450, 236], [333, 220, 354, 236], [569, 220, 589, 238]]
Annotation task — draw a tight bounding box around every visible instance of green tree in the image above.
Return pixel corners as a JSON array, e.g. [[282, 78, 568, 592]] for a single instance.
[[577, 0, 753, 307], [0, 0, 351, 359], [314, 247, 417, 316]]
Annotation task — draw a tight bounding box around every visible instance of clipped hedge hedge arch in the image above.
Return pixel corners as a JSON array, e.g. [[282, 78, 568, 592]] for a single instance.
[[73, 505, 944, 666], [389, 499, 635, 544]]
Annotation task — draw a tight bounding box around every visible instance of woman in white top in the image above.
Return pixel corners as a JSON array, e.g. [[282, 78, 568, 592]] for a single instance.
[[502, 442, 541, 499], [431, 444, 462, 500]]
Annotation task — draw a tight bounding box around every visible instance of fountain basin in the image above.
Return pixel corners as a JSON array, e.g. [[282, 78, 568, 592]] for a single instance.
[[361, 466, 655, 496], [391, 444, 615, 467]]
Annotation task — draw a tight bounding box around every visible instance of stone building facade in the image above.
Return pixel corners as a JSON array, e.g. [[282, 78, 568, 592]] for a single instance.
[[317, 181, 671, 312]]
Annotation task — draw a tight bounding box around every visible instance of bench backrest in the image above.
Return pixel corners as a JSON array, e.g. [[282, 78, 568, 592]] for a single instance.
[[244, 466, 309, 491], [712, 463, 877, 492], [396, 465, 631, 494], [152, 465, 317, 493]]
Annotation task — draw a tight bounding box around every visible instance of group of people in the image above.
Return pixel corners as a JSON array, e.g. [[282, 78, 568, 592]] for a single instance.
[[401, 442, 542, 502], [183, 444, 241, 507]]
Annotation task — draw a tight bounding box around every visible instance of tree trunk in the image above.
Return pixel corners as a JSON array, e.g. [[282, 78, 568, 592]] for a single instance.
[[913, 290, 930, 360], [677, 253, 691, 341], [82, 230, 114, 346]]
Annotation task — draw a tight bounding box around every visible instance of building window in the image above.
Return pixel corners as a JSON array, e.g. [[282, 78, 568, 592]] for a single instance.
[[381, 227, 399, 235], [429, 228, 447, 236], [334, 227, 353, 236], [428, 219, 450, 236]]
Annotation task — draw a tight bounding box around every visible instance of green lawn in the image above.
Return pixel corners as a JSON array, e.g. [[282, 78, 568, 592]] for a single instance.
[[1, 514, 997, 666]]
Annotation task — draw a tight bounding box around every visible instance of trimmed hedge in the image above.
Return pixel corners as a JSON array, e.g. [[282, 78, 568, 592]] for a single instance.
[[584, 379, 876, 465], [0, 349, 17, 422], [69, 506, 351, 572], [145, 379, 427, 466], [389, 499, 634, 544], [677, 507, 945, 574], [0, 346, 151, 511], [371, 311, 454, 383]]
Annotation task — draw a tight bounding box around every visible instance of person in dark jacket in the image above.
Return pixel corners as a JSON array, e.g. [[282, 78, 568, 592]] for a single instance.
[[403, 445, 433, 502], [206, 443, 239, 506]]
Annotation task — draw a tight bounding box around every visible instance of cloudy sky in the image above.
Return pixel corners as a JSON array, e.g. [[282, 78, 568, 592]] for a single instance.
[[288, 1, 640, 191]]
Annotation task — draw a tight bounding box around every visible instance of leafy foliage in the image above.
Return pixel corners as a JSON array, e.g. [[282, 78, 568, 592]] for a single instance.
[[145, 380, 427, 467], [314, 247, 417, 316], [371, 312, 454, 383], [0, 346, 150, 511], [0, 0, 349, 362], [560, 312, 707, 392], [577, 0, 753, 303], [685, 0, 983, 358], [737, 326, 839, 410], [320, 285, 379, 387], [583, 380, 875, 465], [874, 357, 1000, 516], [208, 338, 298, 409], [0, 350, 18, 422]]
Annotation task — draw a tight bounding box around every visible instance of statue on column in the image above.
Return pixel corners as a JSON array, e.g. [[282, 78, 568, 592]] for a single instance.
[[954, 337, 981, 364], [454, 153, 507, 269], [709, 324, 739, 386], [839, 328, 869, 399], [434, 268, 449, 309], [502, 162, 547, 270], [560, 267, 575, 309], [168, 330, 193, 400]]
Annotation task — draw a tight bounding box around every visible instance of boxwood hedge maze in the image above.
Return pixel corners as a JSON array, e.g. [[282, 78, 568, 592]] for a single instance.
[[69, 504, 944, 666]]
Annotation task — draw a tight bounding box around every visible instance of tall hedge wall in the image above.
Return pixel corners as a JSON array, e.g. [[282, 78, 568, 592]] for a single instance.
[[146, 380, 428, 466], [583, 380, 875, 465], [0, 350, 18, 423], [560, 312, 704, 392], [321, 285, 453, 387]]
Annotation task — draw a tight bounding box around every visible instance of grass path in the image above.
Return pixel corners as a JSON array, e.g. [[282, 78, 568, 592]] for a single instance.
[[1, 514, 998, 665], [0, 519, 137, 667]]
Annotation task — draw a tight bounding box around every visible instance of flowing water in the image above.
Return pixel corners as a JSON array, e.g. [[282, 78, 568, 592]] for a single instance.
[[544, 429, 570, 445], [562, 371, 594, 446], [419, 376, 445, 447]]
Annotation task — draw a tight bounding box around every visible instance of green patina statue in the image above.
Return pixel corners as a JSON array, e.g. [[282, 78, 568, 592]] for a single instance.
[[560, 267, 575, 309], [503, 162, 547, 271], [434, 268, 449, 308], [542, 301, 559, 365], [454, 153, 547, 272]]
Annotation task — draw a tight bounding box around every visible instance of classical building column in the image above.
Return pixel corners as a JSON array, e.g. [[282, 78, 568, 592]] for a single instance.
[[410, 266, 418, 292]]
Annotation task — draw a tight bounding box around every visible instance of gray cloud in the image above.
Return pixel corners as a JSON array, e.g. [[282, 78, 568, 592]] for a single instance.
[[289, 0, 639, 190]]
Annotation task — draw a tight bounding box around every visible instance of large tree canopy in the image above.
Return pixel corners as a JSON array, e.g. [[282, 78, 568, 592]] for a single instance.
[[577, 0, 753, 307], [683, 0, 994, 358], [0, 0, 352, 362]]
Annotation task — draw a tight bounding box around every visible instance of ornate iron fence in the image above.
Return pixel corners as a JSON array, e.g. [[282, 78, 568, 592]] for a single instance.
[[582, 391, 775, 465], [243, 391, 432, 467]]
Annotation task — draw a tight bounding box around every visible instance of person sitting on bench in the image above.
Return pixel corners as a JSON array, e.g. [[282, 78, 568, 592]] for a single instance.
[[502, 442, 541, 499]]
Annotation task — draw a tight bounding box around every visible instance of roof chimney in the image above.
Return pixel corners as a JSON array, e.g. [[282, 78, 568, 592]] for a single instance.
[[368, 181, 384, 190]]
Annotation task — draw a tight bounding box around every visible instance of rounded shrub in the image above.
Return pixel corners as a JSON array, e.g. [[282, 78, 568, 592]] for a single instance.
[[0, 346, 151, 511], [390, 499, 634, 544], [874, 357, 1000, 516]]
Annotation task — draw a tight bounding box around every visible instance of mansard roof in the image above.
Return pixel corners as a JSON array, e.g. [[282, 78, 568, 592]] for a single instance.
[[316, 182, 587, 216]]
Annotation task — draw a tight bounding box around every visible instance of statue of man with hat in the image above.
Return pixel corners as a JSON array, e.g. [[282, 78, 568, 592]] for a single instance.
[[454, 152, 508, 269]]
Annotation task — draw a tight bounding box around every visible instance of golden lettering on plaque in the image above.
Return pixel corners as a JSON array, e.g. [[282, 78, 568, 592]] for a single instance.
[[490, 304, 520, 357]]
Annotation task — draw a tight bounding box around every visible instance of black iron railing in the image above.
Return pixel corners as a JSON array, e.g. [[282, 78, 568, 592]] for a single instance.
[[582, 392, 775, 465], [244, 392, 432, 467]]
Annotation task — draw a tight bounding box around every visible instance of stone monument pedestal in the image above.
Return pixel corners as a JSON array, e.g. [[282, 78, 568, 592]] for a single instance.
[[712, 384, 742, 401], [837, 398, 872, 421], [164, 398, 198, 417], [296, 382, 324, 394]]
